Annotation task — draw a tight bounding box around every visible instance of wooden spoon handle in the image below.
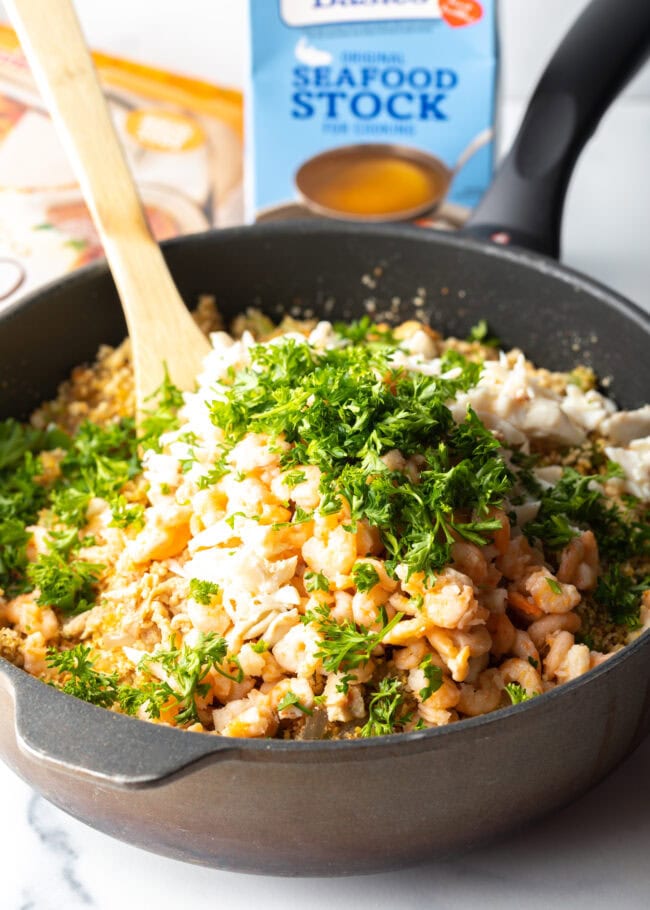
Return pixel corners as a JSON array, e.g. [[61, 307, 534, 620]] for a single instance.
[[5, 0, 210, 406]]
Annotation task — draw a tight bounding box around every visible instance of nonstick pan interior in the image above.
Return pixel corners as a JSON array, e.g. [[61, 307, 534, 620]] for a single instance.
[[1, 222, 648, 422]]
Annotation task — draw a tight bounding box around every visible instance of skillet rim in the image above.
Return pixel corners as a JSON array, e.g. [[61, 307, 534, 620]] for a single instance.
[[0, 221, 649, 333], [1, 220, 649, 772]]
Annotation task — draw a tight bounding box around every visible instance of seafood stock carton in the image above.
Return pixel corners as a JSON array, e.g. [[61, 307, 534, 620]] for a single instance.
[[246, 0, 498, 228]]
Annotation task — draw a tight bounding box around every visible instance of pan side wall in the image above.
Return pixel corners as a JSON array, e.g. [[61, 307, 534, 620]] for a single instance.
[[1, 637, 649, 875]]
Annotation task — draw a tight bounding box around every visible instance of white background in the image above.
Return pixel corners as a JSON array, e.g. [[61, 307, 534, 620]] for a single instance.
[[0, 2, 649, 907]]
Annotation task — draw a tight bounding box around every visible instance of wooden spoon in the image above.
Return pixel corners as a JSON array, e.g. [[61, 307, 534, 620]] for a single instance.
[[5, 0, 211, 418]]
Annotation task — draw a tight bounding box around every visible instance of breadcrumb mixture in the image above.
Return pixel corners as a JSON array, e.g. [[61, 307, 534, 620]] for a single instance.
[[1, 307, 648, 739]]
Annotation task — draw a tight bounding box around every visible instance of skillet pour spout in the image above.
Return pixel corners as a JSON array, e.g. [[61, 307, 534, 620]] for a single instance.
[[0, 0, 649, 875]]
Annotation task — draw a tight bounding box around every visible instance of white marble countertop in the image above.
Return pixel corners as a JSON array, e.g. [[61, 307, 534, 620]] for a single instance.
[[1, 1, 650, 907]]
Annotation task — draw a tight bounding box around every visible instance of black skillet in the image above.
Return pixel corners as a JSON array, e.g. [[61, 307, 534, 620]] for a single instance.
[[0, 0, 649, 876]]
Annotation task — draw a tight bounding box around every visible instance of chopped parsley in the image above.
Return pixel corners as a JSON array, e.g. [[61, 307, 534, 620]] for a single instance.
[[251, 639, 268, 654], [594, 566, 649, 629], [138, 632, 237, 725], [0, 519, 31, 597], [467, 319, 500, 347], [0, 421, 61, 594], [59, 419, 140, 500], [46, 633, 242, 726], [304, 570, 330, 594], [418, 654, 443, 701], [207, 330, 511, 580], [360, 676, 406, 737], [197, 458, 229, 489], [116, 681, 175, 719], [546, 577, 562, 595], [307, 604, 402, 680], [352, 561, 380, 593], [283, 469, 307, 488], [333, 315, 395, 346], [189, 578, 220, 605], [139, 367, 184, 452], [109, 495, 145, 530], [523, 467, 649, 561], [50, 487, 92, 528], [277, 690, 313, 716], [505, 682, 538, 705], [46, 645, 120, 708], [272, 506, 313, 530], [27, 549, 103, 615], [0, 374, 187, 602]]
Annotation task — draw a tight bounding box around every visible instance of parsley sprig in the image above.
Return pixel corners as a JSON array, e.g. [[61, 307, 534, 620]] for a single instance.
[[360, 676, 406, 737], [189, 578, 221, 605], [594, 566, 649, 629], [523, 467, 648, 561], [137, 633, 239, 725], [505, 682, 538, 705], [418, 654, 443, 701], [207, 330, 511, 578], [46, 632, 238, 727], [46, 645, 120, 707], [0, 372, 183, 603], [28, 548, 103, 614], [306, 604, 402, 683]]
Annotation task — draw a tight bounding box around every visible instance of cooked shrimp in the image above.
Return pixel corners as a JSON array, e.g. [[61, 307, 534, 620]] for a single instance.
[[427, 626, 491, 682], [330, 590, 354, 623], [188, 488, 227, 536], [557, 530, 600, 591], [421, 568, 488, 630], [271, 464, 321, 511], [451, 541, 489, 585], [523, 570, 581, 615], [392, 638, 431, 670], [456, 668, 502, 716], [511, 629, 540, 668], [554, 643, 591, 684], [463, 653, 490, 684], [506, 589, 544, 620], [302, 524, 357, 578], [415, 675, 460, 726], [186, 597, 229, 635], [356, 521, 383, 558], [527, 612, 581, 650], [322, 673, 365, 723], [128, 504, 191, 563], [0, 594, 59, 641], [270, 677, 315, 719], [499, 657, 543, 694], [208, 671, 255, 705], [489, 507, 511, 556], [408, 669, 459, 708], [543, 630, 576, 679], [22, 631, 49, 675], [272, 622, 322, 677], [486, 612, 516, 658], [496, 535, 538, 581], [481, 586, 508, 614]]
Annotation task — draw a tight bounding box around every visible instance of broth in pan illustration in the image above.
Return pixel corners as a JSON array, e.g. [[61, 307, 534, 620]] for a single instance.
[[295, 130, 491, 222]]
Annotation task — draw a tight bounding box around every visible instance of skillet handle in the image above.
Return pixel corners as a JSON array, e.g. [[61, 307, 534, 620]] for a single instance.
[[0, 659, 238, 788], [464, 0, 650, 257]]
